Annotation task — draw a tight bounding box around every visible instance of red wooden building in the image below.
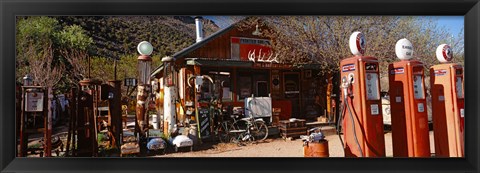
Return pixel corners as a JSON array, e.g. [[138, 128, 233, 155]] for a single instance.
[[151, 17, 331, 126]]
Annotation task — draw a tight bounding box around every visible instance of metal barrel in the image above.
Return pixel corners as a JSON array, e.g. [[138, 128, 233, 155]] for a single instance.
[[303, 140, 329, 157]]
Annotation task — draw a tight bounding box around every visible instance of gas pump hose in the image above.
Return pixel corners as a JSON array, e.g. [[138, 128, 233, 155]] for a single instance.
[[345, 94, 364, 157], [337, 97, 347, 150], [337, 85, 364, 157]]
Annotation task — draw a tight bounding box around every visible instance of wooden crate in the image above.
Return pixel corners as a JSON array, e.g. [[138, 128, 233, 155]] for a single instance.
[[279, 126, 307, 139], [278, 119, 306, 128]]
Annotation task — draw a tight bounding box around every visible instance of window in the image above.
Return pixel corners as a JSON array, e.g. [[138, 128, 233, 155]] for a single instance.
[[200, 70, 233, 101], [237, 75, 252, 100]]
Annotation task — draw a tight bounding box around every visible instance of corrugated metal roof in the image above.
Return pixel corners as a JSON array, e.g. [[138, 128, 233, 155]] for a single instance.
[[151, 24, 237, 77]]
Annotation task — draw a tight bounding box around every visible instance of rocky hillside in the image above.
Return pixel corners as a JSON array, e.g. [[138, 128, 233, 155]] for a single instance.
[[55, 16, 219, 59]]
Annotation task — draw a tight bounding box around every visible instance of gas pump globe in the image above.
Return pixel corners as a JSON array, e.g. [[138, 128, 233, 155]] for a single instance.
[[137, 41, 153, 85]]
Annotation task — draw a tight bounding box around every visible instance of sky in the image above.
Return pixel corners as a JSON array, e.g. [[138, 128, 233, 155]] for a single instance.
[[435, 16, 464, 36]]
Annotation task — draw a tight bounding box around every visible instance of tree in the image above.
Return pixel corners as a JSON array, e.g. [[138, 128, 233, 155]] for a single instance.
[[237, 16, 464, 90], [56, 24, 94, 85], [16, 17, 65, 89]]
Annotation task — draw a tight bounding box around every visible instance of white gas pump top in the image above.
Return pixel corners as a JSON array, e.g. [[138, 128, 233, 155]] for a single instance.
[[349, 31, 366, 56], [137, 41, 153, 56], [395, 38, 414, 60], [436, 44, 453, 63]]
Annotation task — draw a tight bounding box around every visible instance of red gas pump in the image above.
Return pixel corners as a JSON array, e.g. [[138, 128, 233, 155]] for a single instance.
[[388, 38, 430, 157], [430, 44, 464, 157], [338, 32, 385, 157]]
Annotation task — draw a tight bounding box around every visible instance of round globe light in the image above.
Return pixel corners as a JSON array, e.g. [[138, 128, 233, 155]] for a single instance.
[[436, 44, 453, 63], [349, 31, 366, 56], [137, 41, 153, 56], [395, 38, 413, 60]]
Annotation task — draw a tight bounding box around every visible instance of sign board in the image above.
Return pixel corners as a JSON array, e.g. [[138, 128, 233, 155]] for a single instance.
[[342, 64, 355, 72], [434, 69, 447, 76], [417, 103, 425, 112], [391, 67, 405, 75], [25, 92, 44, 112], [371, 104, 379, 115], [198, 108, 210, 138], [231, 37, 272, 61]]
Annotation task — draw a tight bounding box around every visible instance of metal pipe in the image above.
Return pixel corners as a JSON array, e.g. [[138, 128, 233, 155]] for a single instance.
[[195, 17, 204, 43]]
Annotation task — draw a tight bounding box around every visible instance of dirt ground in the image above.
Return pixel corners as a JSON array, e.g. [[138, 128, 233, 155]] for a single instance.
[[25, 124, 436, 157], [156, 129, 436, 157]]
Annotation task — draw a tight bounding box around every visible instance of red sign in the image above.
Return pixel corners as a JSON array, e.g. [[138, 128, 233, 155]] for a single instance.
[[231, 37, 272, 61]]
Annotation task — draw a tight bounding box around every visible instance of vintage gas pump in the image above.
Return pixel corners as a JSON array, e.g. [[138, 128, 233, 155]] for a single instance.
[[388, 38, 430, 157], [162, 56, 176, 136], [430, 44, 464, 157], [338, 31, 385, 157]]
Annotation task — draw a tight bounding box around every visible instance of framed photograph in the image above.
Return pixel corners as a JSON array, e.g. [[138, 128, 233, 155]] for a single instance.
[[1, 0, 479, 173]]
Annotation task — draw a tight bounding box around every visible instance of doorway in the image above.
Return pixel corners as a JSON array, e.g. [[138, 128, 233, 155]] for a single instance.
[[283, 72, 300, 118]]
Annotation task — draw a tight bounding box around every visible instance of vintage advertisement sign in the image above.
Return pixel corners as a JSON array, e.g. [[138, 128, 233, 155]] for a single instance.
[[390, 67, 405, 75], [25, 92, 44, 112], [434, 69, 447, 76], [231, 37, 272, 61], [342, 64, 355, 72]]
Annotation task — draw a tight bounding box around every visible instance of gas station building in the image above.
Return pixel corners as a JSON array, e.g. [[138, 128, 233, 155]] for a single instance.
[[150, 18, 336, 127]]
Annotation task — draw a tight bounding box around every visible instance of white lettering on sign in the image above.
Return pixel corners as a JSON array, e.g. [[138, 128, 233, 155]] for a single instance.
[[417, 103, 425, 113], [460, 109, 464, 118], [371, 104, 379, 115], [396, 96, 402, 103]]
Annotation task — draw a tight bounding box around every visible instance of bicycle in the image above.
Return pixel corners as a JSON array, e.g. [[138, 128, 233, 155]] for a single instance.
[[232, 116, 269, 142], [214, 105, 240, 143]]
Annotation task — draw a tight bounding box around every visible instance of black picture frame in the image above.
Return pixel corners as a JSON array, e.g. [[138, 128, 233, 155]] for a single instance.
[[1, 0, 479, 173]]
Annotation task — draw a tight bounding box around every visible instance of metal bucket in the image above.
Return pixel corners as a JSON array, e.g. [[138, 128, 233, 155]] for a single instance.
[[303, 140, 329, 157]]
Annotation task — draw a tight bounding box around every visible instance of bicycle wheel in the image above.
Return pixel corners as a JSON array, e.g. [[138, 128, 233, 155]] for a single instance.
[[217, 122, 233, 143], [252, 121, 268, 141]]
